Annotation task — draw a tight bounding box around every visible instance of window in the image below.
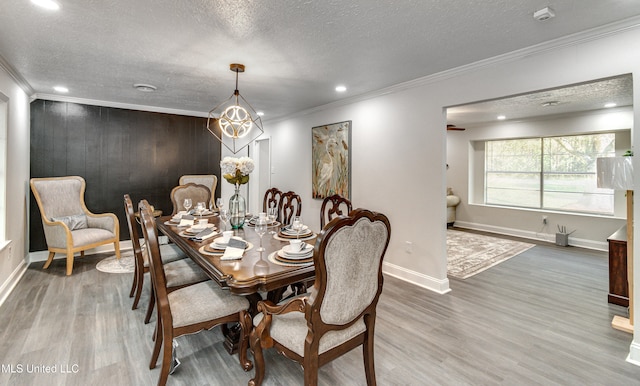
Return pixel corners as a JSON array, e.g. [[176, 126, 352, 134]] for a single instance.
[[485, 133, 616, 215]]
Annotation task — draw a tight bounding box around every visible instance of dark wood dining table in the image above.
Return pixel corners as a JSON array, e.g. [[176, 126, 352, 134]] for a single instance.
[[155, 214, 316, 353]]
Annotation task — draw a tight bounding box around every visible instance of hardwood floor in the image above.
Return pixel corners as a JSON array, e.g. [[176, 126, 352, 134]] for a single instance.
[[2, 239, 640, 385]]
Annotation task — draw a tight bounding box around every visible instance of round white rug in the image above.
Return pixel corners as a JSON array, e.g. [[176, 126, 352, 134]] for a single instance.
[[96, 251, 135, 273]]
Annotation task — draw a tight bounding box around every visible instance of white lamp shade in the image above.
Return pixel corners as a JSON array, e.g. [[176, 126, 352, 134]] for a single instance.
[[597, 157, 634, 190]]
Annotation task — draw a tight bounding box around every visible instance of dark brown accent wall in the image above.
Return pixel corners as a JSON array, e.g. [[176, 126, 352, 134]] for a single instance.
[[29, 100, 221, 252]]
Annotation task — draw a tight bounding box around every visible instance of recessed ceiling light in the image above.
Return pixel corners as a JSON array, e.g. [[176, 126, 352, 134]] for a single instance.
[[335, 85, 347, 92], [133, 83, 157, 92], [256, 111, 264, 116], [604, 102, 617, 108], [497, 115, 506, 120], [53, 86, 68, 93], [31, 0, 60, 10]]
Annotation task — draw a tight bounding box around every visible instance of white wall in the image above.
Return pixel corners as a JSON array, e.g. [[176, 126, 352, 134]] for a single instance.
[[448, 109, 632, 249], [259, 25, 640, 361], [0, 65, 30, 306]]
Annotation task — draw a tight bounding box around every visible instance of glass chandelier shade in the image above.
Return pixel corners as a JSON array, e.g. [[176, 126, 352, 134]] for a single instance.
[[207, 64, 264, 154]]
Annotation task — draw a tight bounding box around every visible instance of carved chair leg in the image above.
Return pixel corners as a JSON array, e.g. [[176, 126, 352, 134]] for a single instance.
[[43, 251, 55, 269], [303, 356, 319, 386], [363, 322, 377, 386], [65, 251, 74, 276], [248, 328, 265, 386], [238, 310, 253, 371]]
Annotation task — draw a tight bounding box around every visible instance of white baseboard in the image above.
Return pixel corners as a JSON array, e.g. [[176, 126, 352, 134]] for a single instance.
[[0, 259, 28, 308], [627, 339, 640, 367], [383, 261, 451, 294], [453, 221, 608, 251]]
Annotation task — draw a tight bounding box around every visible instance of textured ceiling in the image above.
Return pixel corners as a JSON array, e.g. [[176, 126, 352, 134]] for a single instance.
[[1, 1, 640, 122]]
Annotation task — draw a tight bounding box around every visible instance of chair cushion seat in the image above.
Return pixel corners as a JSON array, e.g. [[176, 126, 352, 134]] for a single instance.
[[70, 228, 115, 247], [169, 281, 249, 328], [253, 311, 366, 357], [164, 258, 209, 288], [142, 243, 186, 267]]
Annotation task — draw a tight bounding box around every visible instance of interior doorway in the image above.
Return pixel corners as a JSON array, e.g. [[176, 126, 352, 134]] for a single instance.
[[249, 137, 271, 215]]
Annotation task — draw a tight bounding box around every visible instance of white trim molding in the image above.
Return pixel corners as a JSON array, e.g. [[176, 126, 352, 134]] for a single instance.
[[383, 261, 451, 294], [0, 259, 27, 308]]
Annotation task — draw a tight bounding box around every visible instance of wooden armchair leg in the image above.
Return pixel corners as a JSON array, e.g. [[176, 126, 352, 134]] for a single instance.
[[248, 328, 266, 386], [239, 310, 253, 371], [43, 251, 55, 269], [114, 240, 121, 259], [66, 251, 75, 276]]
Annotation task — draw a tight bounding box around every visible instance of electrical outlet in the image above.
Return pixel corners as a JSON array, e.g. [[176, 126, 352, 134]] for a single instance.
[[542, 215, 548, 225], [405, 241, 413, 254]]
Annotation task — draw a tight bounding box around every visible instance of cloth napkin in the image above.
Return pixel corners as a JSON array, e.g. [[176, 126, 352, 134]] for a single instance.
[[178, 214, 195, 227], [221, 238, 247, 260], [191, 228, 217, 242]]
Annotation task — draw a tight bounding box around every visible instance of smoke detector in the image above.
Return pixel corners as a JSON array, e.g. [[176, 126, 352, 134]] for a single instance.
[[534, 6, 555, 21]]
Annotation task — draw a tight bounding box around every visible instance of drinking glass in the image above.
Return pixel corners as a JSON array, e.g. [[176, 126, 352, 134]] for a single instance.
[[255, 217, 267, 252], [267, 207, 277, 235], [219, 209, 229, 231], [183, 198, 192, 213], [292, 216, 303, 240], [216, 198, 224, 211], [196, 201, 205, 216]]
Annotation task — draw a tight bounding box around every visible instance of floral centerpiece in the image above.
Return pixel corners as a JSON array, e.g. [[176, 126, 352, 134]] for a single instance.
[[220, 156, 255, 185], [220, 156, 254, 228]]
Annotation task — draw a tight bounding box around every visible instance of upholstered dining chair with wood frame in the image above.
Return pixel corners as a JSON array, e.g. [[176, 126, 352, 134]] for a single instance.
[[170, 183, 212, 215], [30, 176, 121, 275], [248, 208, 391, 386], [179, 175, 218, 209], [124, 195, 208, 323], [262, 187, 283, 217], [278, 191, 302, 226], [138, 200, 251, 386], [320, 194, 353, 229]]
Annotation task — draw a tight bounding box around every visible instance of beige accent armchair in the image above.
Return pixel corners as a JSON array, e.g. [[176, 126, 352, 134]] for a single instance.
[[179, 175, 217, 208], [248, 208, 391, 386], [30, 176, 120, 275], [447, 187, 460, 227]]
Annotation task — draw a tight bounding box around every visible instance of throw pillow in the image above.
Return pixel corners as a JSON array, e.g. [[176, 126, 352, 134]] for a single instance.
[[51, 214, 88, 230]]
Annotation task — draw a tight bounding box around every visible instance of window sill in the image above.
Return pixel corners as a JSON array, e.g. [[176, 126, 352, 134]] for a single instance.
[[467, 203, 624, 220]]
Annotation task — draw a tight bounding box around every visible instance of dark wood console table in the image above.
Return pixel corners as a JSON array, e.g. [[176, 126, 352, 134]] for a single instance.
[[608, 225, 629, 307]]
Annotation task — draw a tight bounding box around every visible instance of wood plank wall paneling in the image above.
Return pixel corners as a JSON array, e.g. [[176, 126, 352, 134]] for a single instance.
[[29, 100, 221, 252]]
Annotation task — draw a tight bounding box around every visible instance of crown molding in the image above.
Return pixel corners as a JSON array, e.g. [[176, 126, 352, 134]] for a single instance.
[[0, 54, 34, 96], [33, 93, 208, 118], [265, 15, 640, 125]]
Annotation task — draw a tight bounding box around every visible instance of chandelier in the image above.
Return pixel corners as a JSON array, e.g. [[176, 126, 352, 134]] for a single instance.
[[207, 63, 264, 153]]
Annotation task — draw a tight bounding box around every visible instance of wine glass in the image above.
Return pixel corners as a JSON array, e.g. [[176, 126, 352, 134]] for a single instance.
[[267, 206, 277, 235], [183, 198, 192, 214], [216, 197, 224, 211], [292, 216, 303, 240], [196, 201, 205, 216], [254, 216, 267, 252], [219, 209, 229, 231]]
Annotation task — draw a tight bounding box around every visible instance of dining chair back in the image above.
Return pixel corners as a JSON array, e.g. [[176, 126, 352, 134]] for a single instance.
[[320, 194, 353, 228], [249, 208, 391, 386], [278, 191, 302, 226], [179, 175, 217, 208], [262, 187, 283, 216], [170, 183, 211, 215], [30, 176, 120, 275], [138, 200, 251, 386]]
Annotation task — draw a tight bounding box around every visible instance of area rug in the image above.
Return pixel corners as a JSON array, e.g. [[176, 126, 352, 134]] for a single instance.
[[96, 251, 135, 273], [447, 230, 534, 279]]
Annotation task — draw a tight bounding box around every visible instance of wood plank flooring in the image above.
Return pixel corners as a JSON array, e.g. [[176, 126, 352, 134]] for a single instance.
[[2, 238, 640, 385]]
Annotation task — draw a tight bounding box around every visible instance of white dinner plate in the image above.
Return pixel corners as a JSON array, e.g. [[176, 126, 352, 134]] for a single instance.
[[277, 248, 313, 260], [282, 243, 313, 255]]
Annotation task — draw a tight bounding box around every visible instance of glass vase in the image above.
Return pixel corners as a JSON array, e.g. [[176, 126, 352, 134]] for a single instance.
[[229, 183, 246, 229]]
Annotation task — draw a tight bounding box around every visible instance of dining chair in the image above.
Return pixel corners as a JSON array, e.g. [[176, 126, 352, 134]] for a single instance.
[[138, 200, 252, 386], [320, 194, 353, 228], [249, 208, 391, 386], [278, 191, 302, 226], [179, 175, 218, 208], [262, 187, 283, 217], [30, 176, 120, 275], [124, 195, 208, 322], [170, 183, 212, 215]]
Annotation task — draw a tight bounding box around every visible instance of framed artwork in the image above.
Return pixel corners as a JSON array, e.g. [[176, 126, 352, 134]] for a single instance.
[[312, 120, 351, 199]]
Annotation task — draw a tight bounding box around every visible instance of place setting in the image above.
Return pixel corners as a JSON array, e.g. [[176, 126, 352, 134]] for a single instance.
[[274, 216, 315, 241], [268, 238, 314, 267], [199, 230, 253, 259], [246, 208, 280, 228]]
